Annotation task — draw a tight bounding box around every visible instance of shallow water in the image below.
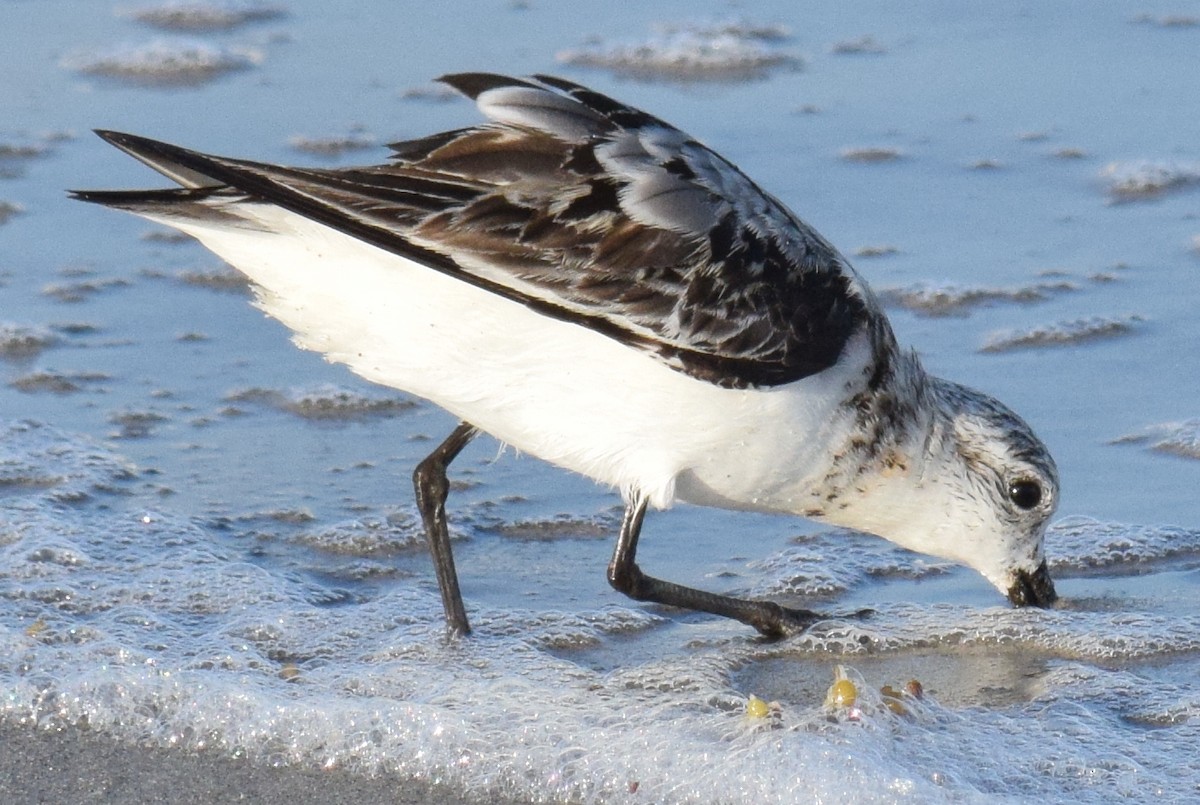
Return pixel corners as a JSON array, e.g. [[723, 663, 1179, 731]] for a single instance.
[[2, 2, 1199, 802]]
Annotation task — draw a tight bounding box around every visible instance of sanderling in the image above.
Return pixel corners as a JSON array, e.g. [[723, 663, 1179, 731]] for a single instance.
[[74, 73, 1059, 637]]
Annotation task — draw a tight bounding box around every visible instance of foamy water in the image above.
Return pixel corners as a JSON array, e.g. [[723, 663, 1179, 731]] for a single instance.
[[2, 1, 1199, 802], [2, 420, 1199, 802]]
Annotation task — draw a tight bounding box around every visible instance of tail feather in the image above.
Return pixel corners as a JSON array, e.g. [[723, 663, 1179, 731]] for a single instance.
[[70, 185, 222, 206], [69, 185, 251, 231]]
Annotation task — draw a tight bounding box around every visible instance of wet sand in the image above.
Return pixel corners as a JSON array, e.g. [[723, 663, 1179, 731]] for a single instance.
[[0, 722, 527, 805]]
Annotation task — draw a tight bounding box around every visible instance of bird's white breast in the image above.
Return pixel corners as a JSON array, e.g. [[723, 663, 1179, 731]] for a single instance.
[[146, 202, 869, 513]]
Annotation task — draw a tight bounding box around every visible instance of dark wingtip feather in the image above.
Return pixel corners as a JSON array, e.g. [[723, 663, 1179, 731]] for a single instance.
[[529, 74, 586, 93], [87, 130, 227, 189], [92, 129, 178, 161], [69, 187, 111, 203], [93, 129, 137, 146], [71, 135, 164, 203], [437, 72, 541, 100]]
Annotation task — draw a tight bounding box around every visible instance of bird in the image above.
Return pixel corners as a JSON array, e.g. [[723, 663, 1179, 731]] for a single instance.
[[73, 72, 1059, 638]]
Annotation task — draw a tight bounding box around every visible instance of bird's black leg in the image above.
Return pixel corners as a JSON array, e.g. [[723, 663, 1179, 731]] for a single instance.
[[413, 421, 478, 636], [607, 492, 828, 638]]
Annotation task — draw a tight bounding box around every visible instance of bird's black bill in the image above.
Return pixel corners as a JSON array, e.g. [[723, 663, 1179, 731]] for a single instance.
[[1006, 559, 1057, 608]]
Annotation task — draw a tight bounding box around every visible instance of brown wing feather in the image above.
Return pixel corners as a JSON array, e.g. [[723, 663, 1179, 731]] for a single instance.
[[75, 74, 884, 388]]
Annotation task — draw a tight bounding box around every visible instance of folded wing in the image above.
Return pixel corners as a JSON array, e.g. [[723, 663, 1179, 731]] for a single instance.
[[74, 73, 879, 388]]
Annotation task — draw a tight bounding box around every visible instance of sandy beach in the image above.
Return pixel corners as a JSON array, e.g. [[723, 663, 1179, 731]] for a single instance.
[[0, 722, 524, 805]]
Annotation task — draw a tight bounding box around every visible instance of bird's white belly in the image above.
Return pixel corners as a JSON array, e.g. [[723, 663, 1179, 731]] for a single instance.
[[151, 204, 865, 512]]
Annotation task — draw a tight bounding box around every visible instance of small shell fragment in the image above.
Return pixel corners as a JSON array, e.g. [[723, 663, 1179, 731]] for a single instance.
[[825, 665, 859, 709], [746, 694, 771, 718], [828, 679, 857, 708]]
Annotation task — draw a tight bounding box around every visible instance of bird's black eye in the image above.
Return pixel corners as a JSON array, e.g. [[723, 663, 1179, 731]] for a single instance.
[[1008, 479, 1043, 510]]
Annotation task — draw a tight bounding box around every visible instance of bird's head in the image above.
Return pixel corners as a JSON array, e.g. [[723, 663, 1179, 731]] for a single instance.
[[829, 374, 1059, 608], [917, 379, 1059, 607]]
